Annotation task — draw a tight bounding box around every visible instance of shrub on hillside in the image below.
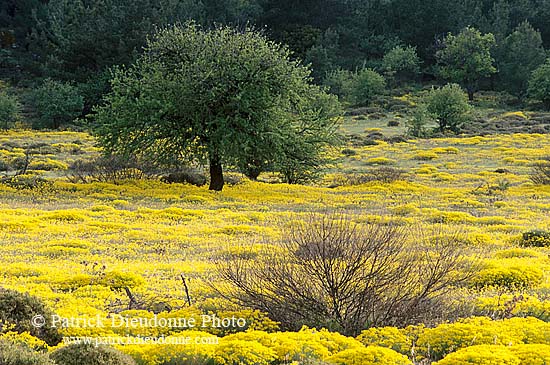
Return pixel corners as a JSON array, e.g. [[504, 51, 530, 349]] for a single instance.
[[530, 157, 550, 185], [382, 45, 421, 86], [509, 344, 550, 364], [67, 155, 155, 183], [528, 60, 550, 110], [472, 266, 543, 291], [31, 79, 83, 129], [433, 345, 519, 365], [426, 84, 471, 134], [217, 213, 475, 336], [0, 339, 54, 365], [50, 344, 136, 365], [323, 68, 355, 101], [350, 69, 386, 106], [328, 347, 413, 365], [0, 90, 20, 130], [520, 229, 550, 247], [0, 288, 61, 346]]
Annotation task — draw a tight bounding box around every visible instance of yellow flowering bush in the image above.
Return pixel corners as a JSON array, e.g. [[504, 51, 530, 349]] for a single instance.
[[327, 346, 413, 365], [472, 265, 544, 290], [509, 344, 550, 364], [213, 339, 276, 365], [357, 326, 411, 355], [433, 345, 520, 365]]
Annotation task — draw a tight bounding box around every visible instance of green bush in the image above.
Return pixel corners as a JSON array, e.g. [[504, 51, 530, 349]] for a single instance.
[[32, 79, 84, 129], [0, 90, 20, 130], [382, 45, 421, 85], [351, 69, 386, 106], [425, 83, 470, 134], [520, 230, 550, 247], [50, 344, 136, 365], [529, 60, 550, 110], [406, 105, 432, 138], [323, 68, 355, 101], [0, 288, 61, 346], [0, 339, 54, 365]]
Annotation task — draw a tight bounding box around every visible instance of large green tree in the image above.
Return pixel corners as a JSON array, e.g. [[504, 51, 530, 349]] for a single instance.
[[94, 23, 339, 191], [496, 21, 546, 98], [437, 27, 497, 100]]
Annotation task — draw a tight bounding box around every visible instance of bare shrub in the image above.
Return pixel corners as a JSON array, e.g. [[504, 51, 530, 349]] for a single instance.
[[530, 156, 550, 185], [67, 155, 155, 183], [329, 167, 407, 187], [215, 212, 475, 336]]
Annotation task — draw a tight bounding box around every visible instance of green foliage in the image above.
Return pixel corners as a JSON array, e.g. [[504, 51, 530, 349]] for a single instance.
[[382, 45, 421, 85], [433, 345, 520, 365], [35, 0, 204, 82], [327, 347, 413, 365], [350, 69, 386, 106], [406, 105, 433, 138], [50, 344, 136, 365], [305, 29, 341, 82], [520, 230, 550, 247], [528, 59, 550, 110], [0, 288, 61, 346], [323, 68, 355, 101], [425, 84, 471, 134], [0, 339, 54, 365], [437, 27, 497, 100], [0, 89, 20, 130], [94, 23, 340, 191], [31, 79, 83, 129], [496, 21, 547, 98]]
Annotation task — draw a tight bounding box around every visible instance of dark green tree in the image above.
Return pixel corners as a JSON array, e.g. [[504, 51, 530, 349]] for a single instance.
[[32, 79, 84, 129], [350, 69, 386, 106], [437, 27, 497, 100], [382, 45, 422, 86], [35, 0, 203, 82], [529, 60, 550, 110], [94, 23, 340, 191], [496, 21, 546, 98]]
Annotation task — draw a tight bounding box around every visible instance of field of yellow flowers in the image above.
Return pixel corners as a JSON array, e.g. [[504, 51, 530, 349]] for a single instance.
[[1, 129, 550, 364]]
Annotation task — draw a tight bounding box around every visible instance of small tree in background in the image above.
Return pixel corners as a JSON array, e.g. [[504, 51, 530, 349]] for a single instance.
[[426, 84, 471, 134], [94, 23, 340, 191], [350, 68, 386, 106], [382, 45, 421, 86], [323, 68, 355, 101], [497, 21, 547, 99], [32, 79, 84, 129], [0, 89, 20, 130], [528, 60, 550, 110], [437, 27, 496, 101]]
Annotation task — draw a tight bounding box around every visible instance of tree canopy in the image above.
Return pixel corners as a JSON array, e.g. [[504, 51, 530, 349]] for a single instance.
[[437, 27, 497, 101], [94, 23, 340, 191]]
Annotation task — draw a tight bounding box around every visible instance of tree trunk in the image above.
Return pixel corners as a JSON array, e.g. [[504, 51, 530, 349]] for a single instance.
[[467, 86, 475, 101], [209, 154, 224, 191]]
